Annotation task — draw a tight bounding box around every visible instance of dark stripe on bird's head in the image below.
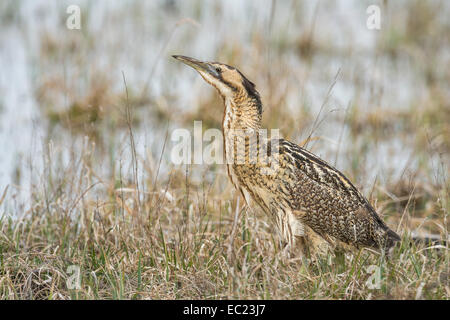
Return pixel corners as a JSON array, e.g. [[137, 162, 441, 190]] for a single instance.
[[236, 70, 262, 115], [218, 63, 260, 100], [237, 70, 259, 98]]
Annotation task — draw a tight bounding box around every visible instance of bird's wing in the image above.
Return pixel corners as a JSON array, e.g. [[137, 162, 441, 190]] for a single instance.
[[278, 139, 370, 207], [276, 139, 395, 246]]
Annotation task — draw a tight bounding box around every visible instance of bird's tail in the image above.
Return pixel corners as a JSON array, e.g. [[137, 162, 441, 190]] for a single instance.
[[373, 226, 401, 250], [383, 228, 401, 249]]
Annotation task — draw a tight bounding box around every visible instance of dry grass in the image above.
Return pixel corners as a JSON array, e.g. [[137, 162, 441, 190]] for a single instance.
[[0, 136, 448, 300]]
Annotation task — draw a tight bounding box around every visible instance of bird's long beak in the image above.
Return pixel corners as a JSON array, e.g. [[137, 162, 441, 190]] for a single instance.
[[172, 55, 220, 78]]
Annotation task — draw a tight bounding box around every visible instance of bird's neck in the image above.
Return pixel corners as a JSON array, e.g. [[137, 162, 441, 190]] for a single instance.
[[222, 90, 262, 132], [222, 92, 263, 168]]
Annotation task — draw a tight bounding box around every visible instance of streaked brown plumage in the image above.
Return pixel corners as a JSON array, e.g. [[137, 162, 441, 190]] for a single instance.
[[173, 55, 401, 254]]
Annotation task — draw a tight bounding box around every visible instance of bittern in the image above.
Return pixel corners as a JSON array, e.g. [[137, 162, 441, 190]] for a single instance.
[[173, 55, 400, 255]]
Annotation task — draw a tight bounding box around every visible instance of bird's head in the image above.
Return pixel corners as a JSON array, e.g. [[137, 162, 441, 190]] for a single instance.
[[172, 55, 260, 108]]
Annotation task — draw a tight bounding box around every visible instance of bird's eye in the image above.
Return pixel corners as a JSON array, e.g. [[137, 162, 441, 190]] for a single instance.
[[215, 67, 221, 74]]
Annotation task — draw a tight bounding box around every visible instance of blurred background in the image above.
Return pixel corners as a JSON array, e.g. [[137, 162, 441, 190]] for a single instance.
[[0, 0, 448, 229]]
